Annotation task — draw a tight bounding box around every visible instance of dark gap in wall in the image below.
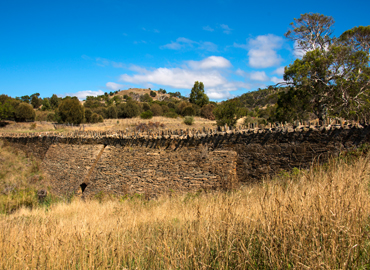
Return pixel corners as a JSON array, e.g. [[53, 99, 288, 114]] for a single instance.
[[80, 183, 87, 193]]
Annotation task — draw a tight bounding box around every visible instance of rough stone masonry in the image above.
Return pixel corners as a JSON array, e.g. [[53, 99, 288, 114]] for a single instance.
[[2, 121, 370, 198]]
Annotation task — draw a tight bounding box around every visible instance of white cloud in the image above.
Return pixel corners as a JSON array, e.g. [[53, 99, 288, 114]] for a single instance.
[[235, 69, 270, 82], [235, 68, 247, 77], [120, 67, 227, 89], [273, 66, 285, 76], [118, 56, 250, 100], [161, 38, 217, 52], [96, 57, 125, 68], [187, 56, 231, 70], [106, 82, 124, 90], [250, 71, 269, 81], [207, 81, 250, 99], [207, 90, 232, 99], [161, 37, 196, 50], [248, 35, 283, 68], [203, 26, 214, 32], [96, 57, 110, 67], [270, 76, 283, 84], [235, 34, 284, 68], [198, 41, 218, 52], [62, 90, 105, 100], [233, 42, 248, 50], [220, 24, 232, 34]]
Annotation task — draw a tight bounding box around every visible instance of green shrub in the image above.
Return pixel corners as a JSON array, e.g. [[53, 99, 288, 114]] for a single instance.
[[182, 106, 195, 116], [142, 103, 150, 111], [164, 111, 178, 118], [123, 94, 131, 101], [140, 93, 153, 103], [118, 101, 140, 118], [150, 91, 157, 97], [183, 116, 194, 125], [91, 113, 99, 123], [41, 98, 51, 111], [107, 105, 117, 119], [47, 113, 55, 122], [214, 99, 243, 127], [15, 103, 36, 122], [201, 104, 215, 120], [58, 97, 84, 124], [176, 101, 189, 115], [85, 108, 93, 123], [161, 105, 169, 114], [140, 110, 153, 119], [150, 103, 163, 116]]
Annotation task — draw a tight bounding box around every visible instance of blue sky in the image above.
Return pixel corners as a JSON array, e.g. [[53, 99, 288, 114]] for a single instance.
[[1, 0, 369, 101]]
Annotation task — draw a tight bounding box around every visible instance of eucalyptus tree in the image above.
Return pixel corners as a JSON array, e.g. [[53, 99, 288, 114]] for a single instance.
[[280, 13, 370, 121]]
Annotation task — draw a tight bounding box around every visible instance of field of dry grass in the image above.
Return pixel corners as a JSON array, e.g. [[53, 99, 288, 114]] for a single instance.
[[1, 147, 370, 269], [0, 116, 217, 135], [0, 140, 48, 214]]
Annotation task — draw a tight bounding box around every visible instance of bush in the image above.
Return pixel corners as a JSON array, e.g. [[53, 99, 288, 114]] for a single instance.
[[58, 97, 84, 124], [41, 98, 51, 111], [164, 111, 178, 118], [182, 106, 195, 116], [140, 110, 153, 119], [85, 108, 93, 123], [47, 113, 55, 122], [150, 103, 163, 116], [142, 103, 150, 111], [123, 95, 131, 100], [15, 103, 35, 122], [201, 104, 215, 120], [98, 115, 104, 123], [161, 105, 170, 114], [31, 95, 42, 109], [150, 91, 157, 97], [35, 111, 48, 121], [176, 101, 189, 115], [118, 101, 140, 118], [183, 116, 194, 125], [107, 106, 117, 119], [213, 99, 243, 127], [94, 107, 108, 119], [91, 113, 99, 123], [140, 93, 153, 103]]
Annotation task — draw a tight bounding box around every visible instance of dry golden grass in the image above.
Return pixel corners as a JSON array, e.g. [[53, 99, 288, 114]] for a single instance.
[[0, 116, 217, 134], [1, 152, 370, 269], [0, 121, 58, 134], [0, 140, 48, 213]]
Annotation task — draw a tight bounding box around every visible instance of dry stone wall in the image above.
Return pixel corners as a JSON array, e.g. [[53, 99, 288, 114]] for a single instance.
[[84, 146, 237, 198], [2, 122, 370, 197], [42, 144, 104, 195]]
